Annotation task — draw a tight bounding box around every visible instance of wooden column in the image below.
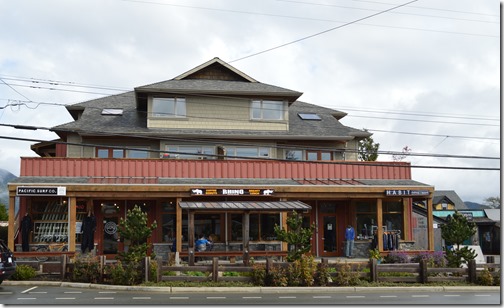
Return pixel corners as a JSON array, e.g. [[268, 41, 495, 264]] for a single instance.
[[376, 199, 383, 251], [242, 211, 250, 252], [188, 210, 195, 265], [426, 197, 434, 251], [68, 197, 77, 252], [281, 211, 288, 251], [176, 198, 182, 253], [402, 198, 410, 241], [8, 195, 15, 250]]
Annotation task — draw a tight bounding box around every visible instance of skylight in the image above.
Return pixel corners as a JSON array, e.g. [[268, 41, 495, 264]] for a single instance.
[[101, 108, 124, 115], [298, 113, 321, 120]]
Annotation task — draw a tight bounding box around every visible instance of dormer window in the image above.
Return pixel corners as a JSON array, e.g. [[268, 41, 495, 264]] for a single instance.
[[250, 100, 285, 120], [152, 97, 186, 118]]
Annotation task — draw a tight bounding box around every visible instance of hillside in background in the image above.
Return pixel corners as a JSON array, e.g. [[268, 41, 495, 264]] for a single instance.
[[464, 201, 491, 210], [0, 169, 17, 207]]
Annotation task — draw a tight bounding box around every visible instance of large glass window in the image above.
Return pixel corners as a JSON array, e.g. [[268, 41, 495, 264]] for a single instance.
[[152, 97, 186, 117], [96, 148, 125, 158], [383, 201, 403, 234], [355, 201, 377, 239], [226, 147, 270, 159], [285, 149, 303, 160], [194, 214, 221, 241], [161, 201, 176, 243], [128, 148, 149, 158], [307, 151, 332, 161], [230, 213, 280, 241], [250, 100, 284, 120], [163, 145, 215, 159]]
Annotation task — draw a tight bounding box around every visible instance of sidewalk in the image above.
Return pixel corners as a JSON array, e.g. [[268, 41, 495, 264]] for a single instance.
[[2, 280, 500, 293]]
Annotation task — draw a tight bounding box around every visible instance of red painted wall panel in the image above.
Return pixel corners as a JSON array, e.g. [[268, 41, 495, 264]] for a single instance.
[[20, 158, 413, 180]]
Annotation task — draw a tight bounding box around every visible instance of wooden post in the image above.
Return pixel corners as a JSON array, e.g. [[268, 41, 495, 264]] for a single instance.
[[212, 257, 219, 282], [370, 258, 377, 282], [266, 257, 273, 276], [376, 199, 383, 252], [157, 257, 162, 282], [68, 197, 77, 252], [468, 259, 477, 283], [144, 256, 150, 282], [176, 198, 182, 253], [419, 259, 428, 283], [426, 197, 434, 251], [8, 195, 15, 250], [61, 254, 67, 280], [188, 211, 195, 266]]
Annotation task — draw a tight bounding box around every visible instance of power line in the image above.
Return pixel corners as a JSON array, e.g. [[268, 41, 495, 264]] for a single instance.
[[229, 0, 420, 63], [0, 122, 499, 161], [366, 129, 500, 141], [0, 134, 498, 171]]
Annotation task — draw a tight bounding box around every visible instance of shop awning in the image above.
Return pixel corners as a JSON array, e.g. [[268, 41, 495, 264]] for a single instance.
[[179, 200, 311, 211]]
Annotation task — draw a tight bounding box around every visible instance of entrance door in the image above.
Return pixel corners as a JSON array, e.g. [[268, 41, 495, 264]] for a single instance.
[[322, 216, 337, 255], [99, 203, 123, 255]]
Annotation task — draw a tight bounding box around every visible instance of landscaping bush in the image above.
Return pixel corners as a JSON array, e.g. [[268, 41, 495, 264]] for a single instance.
[[411, 251, 446, 267], [333, 262, 361, 286], [72, 255, 101, 283], [105, 260, 142, 285], [383, 251, 410, 264], [11, 264, 37, 281]]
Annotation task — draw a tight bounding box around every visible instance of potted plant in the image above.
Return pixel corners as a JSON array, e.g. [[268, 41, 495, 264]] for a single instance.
[[369, 248, 382, 264]]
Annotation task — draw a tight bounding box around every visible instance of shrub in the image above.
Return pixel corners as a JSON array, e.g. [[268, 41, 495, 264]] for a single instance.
[[286, 254, 317, 286], [315, 262, 331, 286], [333, 262, 361, 286], [105, 260, 142, 285], [250, 263, 266, 286], [411, 251, 446, 268], [383, 251, 410, 264], [478, 268, 494, 286], [72, 255, 101, 283], [11, 264, 37, 281]]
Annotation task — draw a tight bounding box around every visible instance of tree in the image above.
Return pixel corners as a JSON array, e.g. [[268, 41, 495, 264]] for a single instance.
[[117, 204, 157, 263], [441, 211, 477, 267], [483, 196, 500, 209], [358, 130, 379, 161], [274, 211, 314, 262], [392, 146, 412, 162], [0, 204, 8, 221]]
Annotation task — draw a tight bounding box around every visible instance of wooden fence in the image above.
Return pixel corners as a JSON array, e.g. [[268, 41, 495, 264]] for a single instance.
[[14, 254, 500, 285]]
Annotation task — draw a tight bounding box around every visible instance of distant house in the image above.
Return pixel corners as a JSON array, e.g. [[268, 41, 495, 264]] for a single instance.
[[432, 190, 467, 210]]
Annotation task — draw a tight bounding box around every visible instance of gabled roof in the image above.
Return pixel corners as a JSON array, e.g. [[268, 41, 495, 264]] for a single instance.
[[433, 190, 467, 209], [134, 57, 302, 103], [174, 57, 258, 82]]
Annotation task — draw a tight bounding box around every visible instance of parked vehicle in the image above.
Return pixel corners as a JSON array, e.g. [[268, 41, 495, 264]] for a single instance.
[[0, 239, 16, 284]]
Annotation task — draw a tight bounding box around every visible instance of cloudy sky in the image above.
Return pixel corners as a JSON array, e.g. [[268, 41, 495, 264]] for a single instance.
[[0, 0, 500, 203]]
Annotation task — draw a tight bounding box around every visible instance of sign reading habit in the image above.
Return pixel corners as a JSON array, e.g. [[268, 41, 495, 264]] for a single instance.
[[385, 189, 429, 197], [191, 188, 274, 196], [17, 186, 67, 196]]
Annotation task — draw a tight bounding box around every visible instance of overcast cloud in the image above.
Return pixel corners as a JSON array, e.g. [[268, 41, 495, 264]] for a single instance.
[[0, 0, 500, 203]]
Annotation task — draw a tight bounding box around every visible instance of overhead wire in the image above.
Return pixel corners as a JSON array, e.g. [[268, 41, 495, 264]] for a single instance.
[[0, 134, 498, 171]]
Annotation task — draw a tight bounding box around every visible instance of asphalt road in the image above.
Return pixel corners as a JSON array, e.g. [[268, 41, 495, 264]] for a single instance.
[[0, 283, 500, 305]]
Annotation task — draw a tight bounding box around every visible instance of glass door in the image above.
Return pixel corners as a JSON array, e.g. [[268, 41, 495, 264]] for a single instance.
[[321, 216, 337, 256], [100, 202, 122, 255]]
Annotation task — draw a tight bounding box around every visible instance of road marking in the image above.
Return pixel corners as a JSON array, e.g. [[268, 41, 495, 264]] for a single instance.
[[21, 286, 38, 294], [474, 294, 492, 297], [94, 297, 115, 300], [206, 296, 226, 299], [346, 295, 365, 298], [412, 295, 430, 297], [56, 297, 76, 300], [17, 298, 37, 300], [133, 297, 151, 300], [444, 295, 461, 297], [380, 295, 397, 298], [0, 292, 13, 295], [29, 292, 47, 294], [313, 296, 331, 298], [99, 291, 117, 293], [64, 291, 83, 294], [170, 297, 189, 299], [243, 296, 262, 299], [279, 296, 296, 298]]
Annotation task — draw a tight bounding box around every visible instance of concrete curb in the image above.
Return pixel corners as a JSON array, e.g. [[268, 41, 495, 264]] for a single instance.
[[3, 281, 500, 293]]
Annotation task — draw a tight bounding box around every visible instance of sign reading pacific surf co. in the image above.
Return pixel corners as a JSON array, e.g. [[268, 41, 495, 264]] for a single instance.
[[385, 189, 430, 197], [17, 186, 67, 196], [190, 188, 274, 196]]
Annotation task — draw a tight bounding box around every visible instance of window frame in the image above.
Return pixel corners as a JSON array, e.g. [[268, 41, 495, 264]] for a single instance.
[[152, 97, 187, 118], [250, 100, 285, 121]]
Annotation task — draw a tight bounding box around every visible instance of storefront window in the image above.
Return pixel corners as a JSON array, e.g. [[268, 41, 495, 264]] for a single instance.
[[355, 201, 376, 239], [194, 214, 221, 242], [230, 213, 280, 241], [161, 201, 176, 242], [383, 201, 403, 234], [30, 198, 70, 244]]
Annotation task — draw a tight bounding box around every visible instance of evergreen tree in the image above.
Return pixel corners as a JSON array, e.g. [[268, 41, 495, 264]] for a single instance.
[[274, 211, 314, 262], [358, 130, 379, 161], [441, 211, 477, 267]]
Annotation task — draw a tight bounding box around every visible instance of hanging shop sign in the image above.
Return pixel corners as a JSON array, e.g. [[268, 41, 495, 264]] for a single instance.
[[190, 188, 274, 196], [385, 189, 430, 197], [16, 186, 67, 196]]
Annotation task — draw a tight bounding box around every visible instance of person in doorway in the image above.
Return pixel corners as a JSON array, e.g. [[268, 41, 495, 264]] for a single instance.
[[21, 213, 32, 252], [80, 211, 97, 253], [345, 224, 355, 258]]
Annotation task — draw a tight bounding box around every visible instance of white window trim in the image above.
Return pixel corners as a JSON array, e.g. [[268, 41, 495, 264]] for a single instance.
[[151, 97, 187, 118], [250, 100, 285, 121]]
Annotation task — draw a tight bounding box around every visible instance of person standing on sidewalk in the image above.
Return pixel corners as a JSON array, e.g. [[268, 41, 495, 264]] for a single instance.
[[345, 225, 355, 258]]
